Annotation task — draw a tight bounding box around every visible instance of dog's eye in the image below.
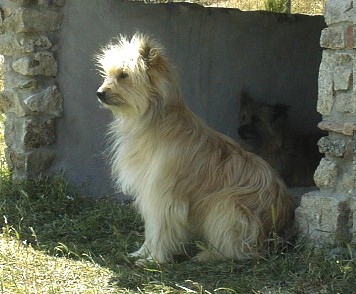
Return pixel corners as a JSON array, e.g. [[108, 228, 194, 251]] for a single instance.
[[118, 72, 128, 80]]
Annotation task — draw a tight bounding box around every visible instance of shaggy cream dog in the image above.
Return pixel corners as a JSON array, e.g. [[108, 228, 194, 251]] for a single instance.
[[96, 34, 295, 263]]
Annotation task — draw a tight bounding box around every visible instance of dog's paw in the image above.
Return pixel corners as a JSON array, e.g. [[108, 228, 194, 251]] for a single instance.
[[192, 250, 212, 262], [128, 245, 149, 259], [193, 250, 224, 262], [128, 250, 143, 258], [134, 256, 156, 267]]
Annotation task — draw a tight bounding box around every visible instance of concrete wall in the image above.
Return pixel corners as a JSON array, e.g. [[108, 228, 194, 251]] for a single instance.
[[54, 1, 325, 197]]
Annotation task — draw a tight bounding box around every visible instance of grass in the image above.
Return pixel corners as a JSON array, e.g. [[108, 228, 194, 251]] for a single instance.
[[0, 164, 355, 293]]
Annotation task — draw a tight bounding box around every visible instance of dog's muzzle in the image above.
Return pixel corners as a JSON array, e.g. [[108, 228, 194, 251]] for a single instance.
[[96, 90, 108, 103]]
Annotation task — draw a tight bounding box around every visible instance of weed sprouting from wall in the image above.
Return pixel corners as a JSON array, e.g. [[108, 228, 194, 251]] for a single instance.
[[265, 0, 288, 13]]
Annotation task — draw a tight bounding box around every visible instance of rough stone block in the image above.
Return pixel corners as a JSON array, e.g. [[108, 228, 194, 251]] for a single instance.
[[24, 117, 55, 148], [0, 35, 52, 55], [324, 0, 354, 25], [295, 191, 352, 246], [19, 35, 53, 52], [344, 139, 355, 160], [4, 115, 56, 149], [5, 147, 56, 178], [0, 90, 26, 116], [333, 66, 352, 91], [341, 167, 356, 195], [314, 158, 338, 189], [335, 52, 353, 65], [23, 85, 63, 117], [5, 72, 37, 90], [318, 136, 347, 157], [318, 51, 335, 115], [4, 115, 27, 148], [334, 92, 356, 114], [4, 8, 62, 33], [4, 148, 26, 176], [12, 52, 57, 76], [27, 148, 56, 176], [0, 35, 20, 56], [3, 115, 17, 148], [320, 26, 346, 49], [0, 91, 15, 113]]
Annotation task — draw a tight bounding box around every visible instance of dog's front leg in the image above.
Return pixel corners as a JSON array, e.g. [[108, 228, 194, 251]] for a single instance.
[[128, 242, 150, 259], [132, 201, 189, 263]]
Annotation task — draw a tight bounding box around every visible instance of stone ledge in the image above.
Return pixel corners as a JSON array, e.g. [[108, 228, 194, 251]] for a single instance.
[[318, 121, 356, 136]]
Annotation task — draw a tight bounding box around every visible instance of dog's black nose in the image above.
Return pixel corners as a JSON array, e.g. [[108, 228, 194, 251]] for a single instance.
[[96, 90, 107, 101]]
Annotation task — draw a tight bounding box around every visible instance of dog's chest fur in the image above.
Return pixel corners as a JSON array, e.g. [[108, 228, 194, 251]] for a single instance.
[[109, 121, 163, 199]]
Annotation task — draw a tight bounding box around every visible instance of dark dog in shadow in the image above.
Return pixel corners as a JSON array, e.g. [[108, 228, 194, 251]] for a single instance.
[[238, 90, 322, 187]]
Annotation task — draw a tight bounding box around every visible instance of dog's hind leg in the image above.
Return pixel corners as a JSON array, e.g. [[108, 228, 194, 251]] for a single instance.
[[194, 192, 261, 262]]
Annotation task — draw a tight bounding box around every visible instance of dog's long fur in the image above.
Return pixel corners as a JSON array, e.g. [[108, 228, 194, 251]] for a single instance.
[[96, 34, 295, 263]]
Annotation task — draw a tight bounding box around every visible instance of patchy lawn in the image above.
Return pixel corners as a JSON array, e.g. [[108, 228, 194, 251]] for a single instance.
[[0, 168, 355, 293]]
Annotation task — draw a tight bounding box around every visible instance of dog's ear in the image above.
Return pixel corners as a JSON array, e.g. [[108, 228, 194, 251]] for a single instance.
[[139, 42, 152, 64], [272, 103, 290, 120], [138, 37, 163, 69]]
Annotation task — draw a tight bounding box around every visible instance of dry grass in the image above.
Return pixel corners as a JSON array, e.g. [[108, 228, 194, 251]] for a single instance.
[[0, 235, 116, 294], [171, 0, 326, 15]]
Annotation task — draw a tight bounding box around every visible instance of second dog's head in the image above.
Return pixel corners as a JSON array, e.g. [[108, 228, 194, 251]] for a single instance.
[[95, 34, 180, 117], [238, 91, 290, 148]]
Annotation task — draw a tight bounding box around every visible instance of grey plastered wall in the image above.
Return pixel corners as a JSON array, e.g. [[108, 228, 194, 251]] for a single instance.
[[54, 1, 325, 197]]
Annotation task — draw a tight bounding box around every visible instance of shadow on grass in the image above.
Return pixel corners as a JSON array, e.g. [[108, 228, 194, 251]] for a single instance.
[[1, 173, 355, 293]]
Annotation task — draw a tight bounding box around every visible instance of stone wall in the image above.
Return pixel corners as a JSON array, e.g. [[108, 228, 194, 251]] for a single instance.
[[0, 0, 64, 178], [295, 0, 356, 246]]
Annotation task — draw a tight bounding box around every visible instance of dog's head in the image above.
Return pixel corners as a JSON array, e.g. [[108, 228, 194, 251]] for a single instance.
[[238, 91, 290, 147], [95, 34, 179, 117]]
